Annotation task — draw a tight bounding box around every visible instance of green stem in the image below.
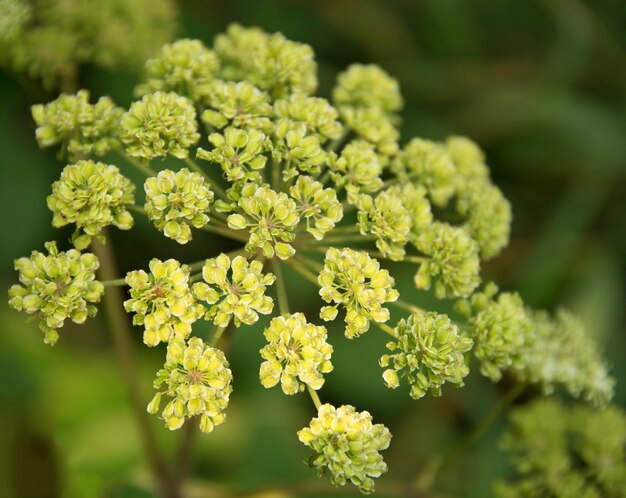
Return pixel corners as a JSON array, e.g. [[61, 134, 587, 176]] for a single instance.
[[127, 204, 146, 216], [306, 385, 322, 410], [312, 234, 378, 246], [92, 236, 177, 498], [200, 222, 249, 243], [415, 382, 527, 492], [209, 326, 228, 347], [390, 299, 425, 315], [102, 277, 127, 287], [271, 259, 290, 315], [184, 158, 229, 201]]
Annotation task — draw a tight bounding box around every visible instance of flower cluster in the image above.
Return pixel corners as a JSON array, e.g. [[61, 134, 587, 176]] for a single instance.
[[260, 313, 333, 394], [457, 283, 531, 382], [414, 221, 481, 298], [124, 259, 204, 346], [135, 39, 219, 99], [227, 184, 300, 259], [515, 309, 614, 406], [380, 312, 473, 399], [201, 80, 273, 132], [8, 23, 618, 496], [318, 248, 399, 338], [120, 91, 200, 160], [497, 399, 626, 498], [148, 337, 233, 434], [144, 168, 214, 244], [8, 242, 104, 345], [192, 253, 275, 327], [298, 404, 391, 494], [214, 23, 316, 99], [357, 188, 412, 261], [198, 127, 268, 183], [290, 176, 343, 240], [47, 160, 135, 249], [32, 90, 123, 160]]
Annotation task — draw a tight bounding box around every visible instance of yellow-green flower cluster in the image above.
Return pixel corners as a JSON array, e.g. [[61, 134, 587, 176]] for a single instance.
[[48, 160, 135, 249], [192, 254, 275, 327], [333, 64, 403, 114], [271, 120, 326, 180], [124, 259, 204, 347], [340, 107, 399, 157], [457, 283, 531, 382], [497, 399, 626, 498], [8, 241, 103, 345], [388, 183, 433, 236], [274, 95, 343, 142], [357, 188, 412, 261], [259, 313, 333, 395], [298, 403, 391, 494], [227, 184, 300, 259], [201, 80, 273, 132], [135, 39, 219, 99], [515, 309, 614, 406], [120, 91, 199, 160], [392, 138, 456, 207], [329, 141, 383, 203], [148, 337, 232, 434], [214, 23, 317, 99], [144, 168, 214, 244], [445, 135, 490, 182], [318, 248, 399, 338], [380, 312, 473, 399], [332, 64, 401, 157], [31, 90, 123, 160], [414, 222, 481, 299], [457, 182, 512, 260], [198, 127, 268, 184], [290, 176, 343, 240]]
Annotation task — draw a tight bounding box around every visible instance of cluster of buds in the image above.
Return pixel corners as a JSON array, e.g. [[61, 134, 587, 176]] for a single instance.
[[8, 23, 616, 495]]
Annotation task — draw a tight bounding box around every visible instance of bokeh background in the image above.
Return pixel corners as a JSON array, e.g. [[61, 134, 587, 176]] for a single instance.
[[1, 1, 625, 497]]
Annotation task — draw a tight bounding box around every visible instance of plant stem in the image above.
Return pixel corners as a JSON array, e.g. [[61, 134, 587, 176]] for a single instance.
[[414, 382, 527, 492], [200, 222, 249, 242], [92, 236, 177, 498], [390, 299, 425, 315], [185, 158, 229, 201], [271, 259, 290, 315], [293, 253, 323, 272], [102, 277, 127, 287], [306, 385, 322, 410]]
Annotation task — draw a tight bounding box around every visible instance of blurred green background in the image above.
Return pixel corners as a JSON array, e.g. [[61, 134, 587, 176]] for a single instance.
[[1, 0, 625, 497]]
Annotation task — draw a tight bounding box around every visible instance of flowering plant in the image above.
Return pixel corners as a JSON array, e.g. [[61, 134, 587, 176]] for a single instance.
[[8, 23, 621, 497]]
